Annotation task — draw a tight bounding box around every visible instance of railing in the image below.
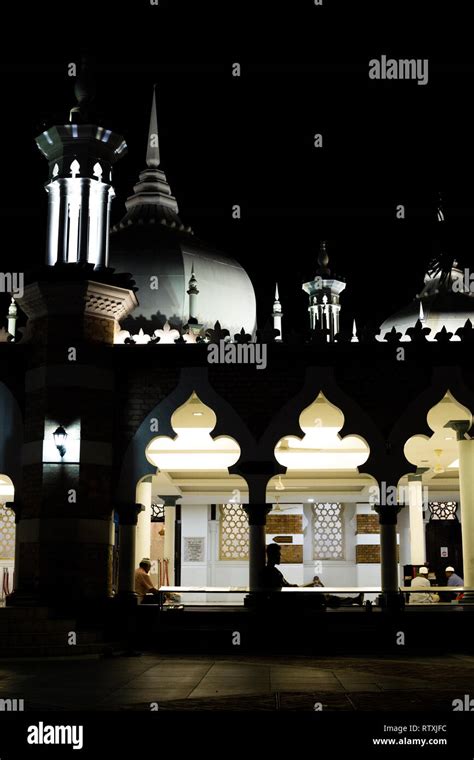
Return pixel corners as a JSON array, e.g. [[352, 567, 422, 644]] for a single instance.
[[156, 585, 474, 610]]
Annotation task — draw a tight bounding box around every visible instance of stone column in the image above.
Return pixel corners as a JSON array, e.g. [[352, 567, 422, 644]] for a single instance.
[[135, 480, 152, 568], [243, 504, 272, 591], [77, 180, 91, 263], [457, 437, 474, 592], [5, 501, 21, 600], [57, 181, 70, 264], [375, 503, 402, 610], [45, 182, 60, 266], [102, 188, 114, 268], [159, 496, 180, 586], [407, 475, 426, 566], [116, 503, 142, 602], [445, 421, 474, 598]]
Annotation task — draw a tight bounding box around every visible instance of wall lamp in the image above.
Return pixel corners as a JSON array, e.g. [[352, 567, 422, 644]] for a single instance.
[[53, 425, 68, 457]]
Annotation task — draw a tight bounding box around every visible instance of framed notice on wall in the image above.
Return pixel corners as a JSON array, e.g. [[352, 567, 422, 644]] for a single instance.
[[184, 537, 205, 563]]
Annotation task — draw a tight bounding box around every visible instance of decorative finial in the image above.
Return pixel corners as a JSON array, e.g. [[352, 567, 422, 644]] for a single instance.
[[273, 283, 282, 313], [7, 297, 17, 341], [318, 241, 329, 267], [8, 297, 17, 318], [69, 57, 96, 123], [146, 85, 160, 169], [316, 241, 330, 275], [437, 192, 445, 223], [187, 263, 199, 295], [419, 301, 425, 322]]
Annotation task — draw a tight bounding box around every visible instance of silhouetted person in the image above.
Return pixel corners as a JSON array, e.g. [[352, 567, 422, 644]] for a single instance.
[[259, 543, 298, 590]]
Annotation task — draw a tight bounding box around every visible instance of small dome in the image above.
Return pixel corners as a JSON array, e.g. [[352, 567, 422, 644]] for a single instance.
[[379, 265, 474, 341]]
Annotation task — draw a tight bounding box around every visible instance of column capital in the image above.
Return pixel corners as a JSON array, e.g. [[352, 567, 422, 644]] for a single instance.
[[6, 501, 22, 523], [243, 504, 272, 526], [374, 504, 402, 525], [158, 495, 181, 507], [116, 503, 144, 526], [444, 419, 472, 441]]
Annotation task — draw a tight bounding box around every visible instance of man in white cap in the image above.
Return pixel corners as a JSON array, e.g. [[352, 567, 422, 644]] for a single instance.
[[409, 566, 436, 604], [445, 566, 464, 599]]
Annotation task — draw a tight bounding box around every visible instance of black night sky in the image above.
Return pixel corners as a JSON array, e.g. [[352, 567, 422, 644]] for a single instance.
[[0, 0, 473, 333]]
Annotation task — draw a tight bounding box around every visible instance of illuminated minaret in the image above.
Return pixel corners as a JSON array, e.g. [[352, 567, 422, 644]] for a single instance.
[[272, 283, 283, 341], [187, 264, 199, 321], [35, 61, 127, 268], [7, 298, 17, 340], [302, 241, 346, 341]]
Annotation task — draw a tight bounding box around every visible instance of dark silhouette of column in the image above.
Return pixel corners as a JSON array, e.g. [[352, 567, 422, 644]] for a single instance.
[[375, 502, 403, 610]]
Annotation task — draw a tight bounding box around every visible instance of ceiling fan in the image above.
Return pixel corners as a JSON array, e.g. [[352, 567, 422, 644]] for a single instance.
[[271, 493, 305, 513]]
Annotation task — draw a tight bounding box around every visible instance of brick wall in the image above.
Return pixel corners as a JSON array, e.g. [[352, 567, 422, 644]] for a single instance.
[[280, 545, 303, 563], [356, 545, 381, 563], [356, 514, 380, 534], [356, 545, 400, 563], [266, 514, 303, 534]]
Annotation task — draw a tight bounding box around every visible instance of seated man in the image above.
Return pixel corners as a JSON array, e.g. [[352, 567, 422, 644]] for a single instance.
[[445, 566, 464, 600], [259, 543, 298, 590], [134, 558, 160, 603], [259, 543, 326, 609], [409, 566, 437, 604]]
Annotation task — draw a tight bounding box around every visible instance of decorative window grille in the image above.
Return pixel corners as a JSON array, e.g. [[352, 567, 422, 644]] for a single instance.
[[151, 503, 165, 522], [312, 502, 344, 560], [428, 501, 458, 521], [219, 504, 249, 560], [0, 506, 15, 560]]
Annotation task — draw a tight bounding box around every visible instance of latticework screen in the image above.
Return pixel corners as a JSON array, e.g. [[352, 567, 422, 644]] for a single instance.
[[0, 505, 15, 560], [428, 501, 458, 520], [312, 502, 344, 560], [219, 504, 249, 560]]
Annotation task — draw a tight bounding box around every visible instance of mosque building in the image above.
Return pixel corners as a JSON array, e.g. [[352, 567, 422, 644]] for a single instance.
[[1, 68, 474, 642]]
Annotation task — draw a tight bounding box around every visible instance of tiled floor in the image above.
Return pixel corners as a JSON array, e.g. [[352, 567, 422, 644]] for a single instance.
[[0, 653, 472, 710]]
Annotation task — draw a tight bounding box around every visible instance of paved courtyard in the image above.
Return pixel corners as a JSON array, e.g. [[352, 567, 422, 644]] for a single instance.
[[0, 653, 472, 711]]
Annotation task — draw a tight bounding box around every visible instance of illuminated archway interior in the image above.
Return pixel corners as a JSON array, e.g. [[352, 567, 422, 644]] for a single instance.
[[0, 474, 15, 604]]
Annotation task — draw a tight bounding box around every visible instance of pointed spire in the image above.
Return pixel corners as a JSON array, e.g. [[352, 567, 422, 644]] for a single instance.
[[187, 263, 199, 295], [272, 282, 283, 341], [146, 86, 160, 169], [419, 301, 425, 322], [112, 85, 188, 234], [437, 192, 445, 223], [273, 283, 281, 313], [351, 319, 359, 342]]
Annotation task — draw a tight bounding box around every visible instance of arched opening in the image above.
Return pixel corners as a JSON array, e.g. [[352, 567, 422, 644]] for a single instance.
[[267, 392, 379, 598], [0, 474, 15, 606], [137, 392, 248, 603], [401, 390, 472, 592]]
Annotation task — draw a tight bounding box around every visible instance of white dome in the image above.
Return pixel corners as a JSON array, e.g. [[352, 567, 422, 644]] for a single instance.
[[110, 229, 257, 337], [109, 89, 256, 338], [378, 266, 474, 342]]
